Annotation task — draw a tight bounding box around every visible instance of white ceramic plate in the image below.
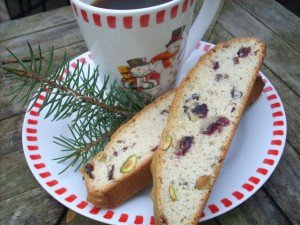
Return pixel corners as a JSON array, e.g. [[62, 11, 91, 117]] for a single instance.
[[22, 41, 286, 224]]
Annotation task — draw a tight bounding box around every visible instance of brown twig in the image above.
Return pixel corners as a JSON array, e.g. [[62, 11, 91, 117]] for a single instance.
[[2, 55, 45, 65], [16, 69, 133, 116], [77, 132, 113, 154]]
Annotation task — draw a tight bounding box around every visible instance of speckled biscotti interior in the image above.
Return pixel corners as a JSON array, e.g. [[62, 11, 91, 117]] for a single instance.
[[81, 90, 175, 208], [151, 38, 266, 225]]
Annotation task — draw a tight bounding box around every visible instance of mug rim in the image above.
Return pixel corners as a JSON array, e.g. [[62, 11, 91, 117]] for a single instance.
[[71, 0, 183, 15]]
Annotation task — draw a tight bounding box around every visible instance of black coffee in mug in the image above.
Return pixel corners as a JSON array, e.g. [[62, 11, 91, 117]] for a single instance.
[[91, 0, 172, 10]]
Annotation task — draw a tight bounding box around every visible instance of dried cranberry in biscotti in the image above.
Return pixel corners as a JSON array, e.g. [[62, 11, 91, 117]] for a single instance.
[[233, 57, 239, 64], [84, 163, 94, 179], [113, 151, 118, 157], [212, 61, 219, 70], [151, 145, 159, 152], [108, 165, 114, 180], [237, 47, 251, 58], [191, 93, 200, 101], [203, 117, 230, 135], [122, 146, 128, 152], [191, 104, 208, 118], [175, 136, 194, 157], [231, 87, 243, 99], [160, 214, 168, 225], [161, 109, 169, 115]]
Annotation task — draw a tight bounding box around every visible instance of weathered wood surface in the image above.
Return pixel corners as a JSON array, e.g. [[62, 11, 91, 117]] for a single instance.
[[0, 0, 299, 224]]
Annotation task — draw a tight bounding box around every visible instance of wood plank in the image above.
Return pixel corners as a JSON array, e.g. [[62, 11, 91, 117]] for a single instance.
[[215, 189, 290, 225], [59, 211, 219, 225], [0, 146, 65, 223], [0, 41, 87, 121], [209, 23, 300, 152], [0, 21, 83, 59], [217, 0, 300, 95], [0, 187, 64, 225], [264, 143, 300, 224], [0, 150, 41, 201], [0, 6, 75, 41], [209, 22, 299, 224], [0, 114, 23, 156], [235, 0, 300, 50]]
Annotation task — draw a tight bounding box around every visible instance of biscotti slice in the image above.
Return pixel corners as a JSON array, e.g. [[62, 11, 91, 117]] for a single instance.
[[81, 90, 175, 208], [81, 46, 265, 209], [151, 38, 266, 225]]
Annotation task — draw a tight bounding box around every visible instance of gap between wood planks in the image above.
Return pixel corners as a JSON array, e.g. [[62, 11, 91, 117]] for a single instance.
[[233, 0, 300, 53]]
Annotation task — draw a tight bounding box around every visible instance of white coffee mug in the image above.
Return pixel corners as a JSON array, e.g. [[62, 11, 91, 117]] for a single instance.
[[71, 0, 222, 95]]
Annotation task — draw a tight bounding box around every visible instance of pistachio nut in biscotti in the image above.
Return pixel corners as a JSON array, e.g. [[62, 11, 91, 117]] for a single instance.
[[151, 38, 266, 225]]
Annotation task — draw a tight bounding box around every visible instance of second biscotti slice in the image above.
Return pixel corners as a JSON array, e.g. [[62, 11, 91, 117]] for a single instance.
[[81, 90, 175, 208], [151, 38, 266, 225]]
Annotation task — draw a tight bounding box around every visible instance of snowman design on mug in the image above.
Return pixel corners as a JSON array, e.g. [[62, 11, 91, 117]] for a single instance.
[[118, 26, 185, 94], [126, 57, 160, 91], [151, 26, 186, 70]]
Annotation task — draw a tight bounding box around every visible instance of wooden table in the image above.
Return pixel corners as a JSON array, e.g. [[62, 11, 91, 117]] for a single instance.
[[0, 0, 299, 224]]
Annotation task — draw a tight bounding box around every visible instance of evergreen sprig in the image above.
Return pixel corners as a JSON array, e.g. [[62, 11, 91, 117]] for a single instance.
[[3, 43, 152, 173]]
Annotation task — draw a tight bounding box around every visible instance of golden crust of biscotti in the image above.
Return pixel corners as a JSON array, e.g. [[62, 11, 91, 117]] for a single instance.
[[151, 37, 266, 225], [81, 89, 176, 208]]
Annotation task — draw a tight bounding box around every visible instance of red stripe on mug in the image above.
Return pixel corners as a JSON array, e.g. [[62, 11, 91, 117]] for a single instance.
[[156, 10, 165, 24], [93, 14, 101, 26], [81, 9, 89, 23], [171, 5, 179, 19], [140, 14, 150, 27], [123, 16, 133, 29], [107, 16, 116, 28], [182, 0, 188, 13]]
